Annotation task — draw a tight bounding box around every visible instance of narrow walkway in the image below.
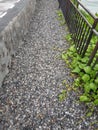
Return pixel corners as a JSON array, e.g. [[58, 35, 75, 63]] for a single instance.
[[0, 0, 98, 129]]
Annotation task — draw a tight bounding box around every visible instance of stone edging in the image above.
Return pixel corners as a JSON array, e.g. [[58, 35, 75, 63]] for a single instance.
[[0, 0, 36, 87]]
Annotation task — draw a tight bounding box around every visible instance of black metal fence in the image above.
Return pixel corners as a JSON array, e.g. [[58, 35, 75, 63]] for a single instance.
[[58, 0, 98, 58], [87, 30, 98, 67]]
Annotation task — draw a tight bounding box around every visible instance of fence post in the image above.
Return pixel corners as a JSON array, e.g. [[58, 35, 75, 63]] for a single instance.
[[82, 19, 98, 57], [87, 42, 98, 66]]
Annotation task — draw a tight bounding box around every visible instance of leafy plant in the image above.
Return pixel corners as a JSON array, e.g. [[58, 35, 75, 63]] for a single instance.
[[58, 90, 67, 101], [80, 95, 90, 102], [57, 5, 98, 110], [56, 10, 65, 25], [61, 32, 98, 107]]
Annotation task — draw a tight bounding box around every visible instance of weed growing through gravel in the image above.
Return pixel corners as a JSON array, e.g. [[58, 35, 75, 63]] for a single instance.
[[57, 9, 98, 115], [61, 33, 98, 117], [62, 33, 98, 103], [56, 10, 65, 26]]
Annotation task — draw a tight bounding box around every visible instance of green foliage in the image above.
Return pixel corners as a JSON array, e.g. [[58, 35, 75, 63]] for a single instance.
[[95, 78, 98, 84], [72, 66, 80, 74], [83, 66, 92, 74], [61, 33, 98, 106], [82, 74, 90, 82], [57, 4, 98, 110], [95, 13, 98, 17], [74, 78, 81, 87], [65, 34, 72, 42], [80, 10, 98, 31], [86, 112, 93, 117], [58, 90, 67, 101], [94, 64, 98, 71], [94, 99, 98, 105], [80, 95, 90, 102], [56, 10, 65, 25]]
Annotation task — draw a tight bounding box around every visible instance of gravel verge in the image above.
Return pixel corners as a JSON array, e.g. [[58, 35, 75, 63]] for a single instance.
[[0, 0, 98, 129]]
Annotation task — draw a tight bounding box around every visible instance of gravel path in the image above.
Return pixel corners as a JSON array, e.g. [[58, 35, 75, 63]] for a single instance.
[[0, 0, 98, 130]]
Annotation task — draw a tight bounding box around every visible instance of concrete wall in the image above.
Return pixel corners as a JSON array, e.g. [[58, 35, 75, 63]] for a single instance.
[[0, 0, 36, 87]]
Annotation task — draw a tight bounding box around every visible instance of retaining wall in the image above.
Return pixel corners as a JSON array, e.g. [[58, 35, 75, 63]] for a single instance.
[[0, 0, 36, 87]]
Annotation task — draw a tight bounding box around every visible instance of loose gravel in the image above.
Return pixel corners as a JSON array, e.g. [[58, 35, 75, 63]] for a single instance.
[[0, 0, 98, 130]]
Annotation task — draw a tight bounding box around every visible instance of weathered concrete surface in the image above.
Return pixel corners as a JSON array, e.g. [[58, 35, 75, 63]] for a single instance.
[[0, 0, 36, 87]]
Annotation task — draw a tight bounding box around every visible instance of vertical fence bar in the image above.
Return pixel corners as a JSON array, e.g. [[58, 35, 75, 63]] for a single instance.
[[79, 26, 91, 55], [87, 42, 98, 66], [82, 20, 98, 57]]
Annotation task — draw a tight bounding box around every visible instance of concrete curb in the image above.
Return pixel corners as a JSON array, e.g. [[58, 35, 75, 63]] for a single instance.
[[0, 0, 36, 87]]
